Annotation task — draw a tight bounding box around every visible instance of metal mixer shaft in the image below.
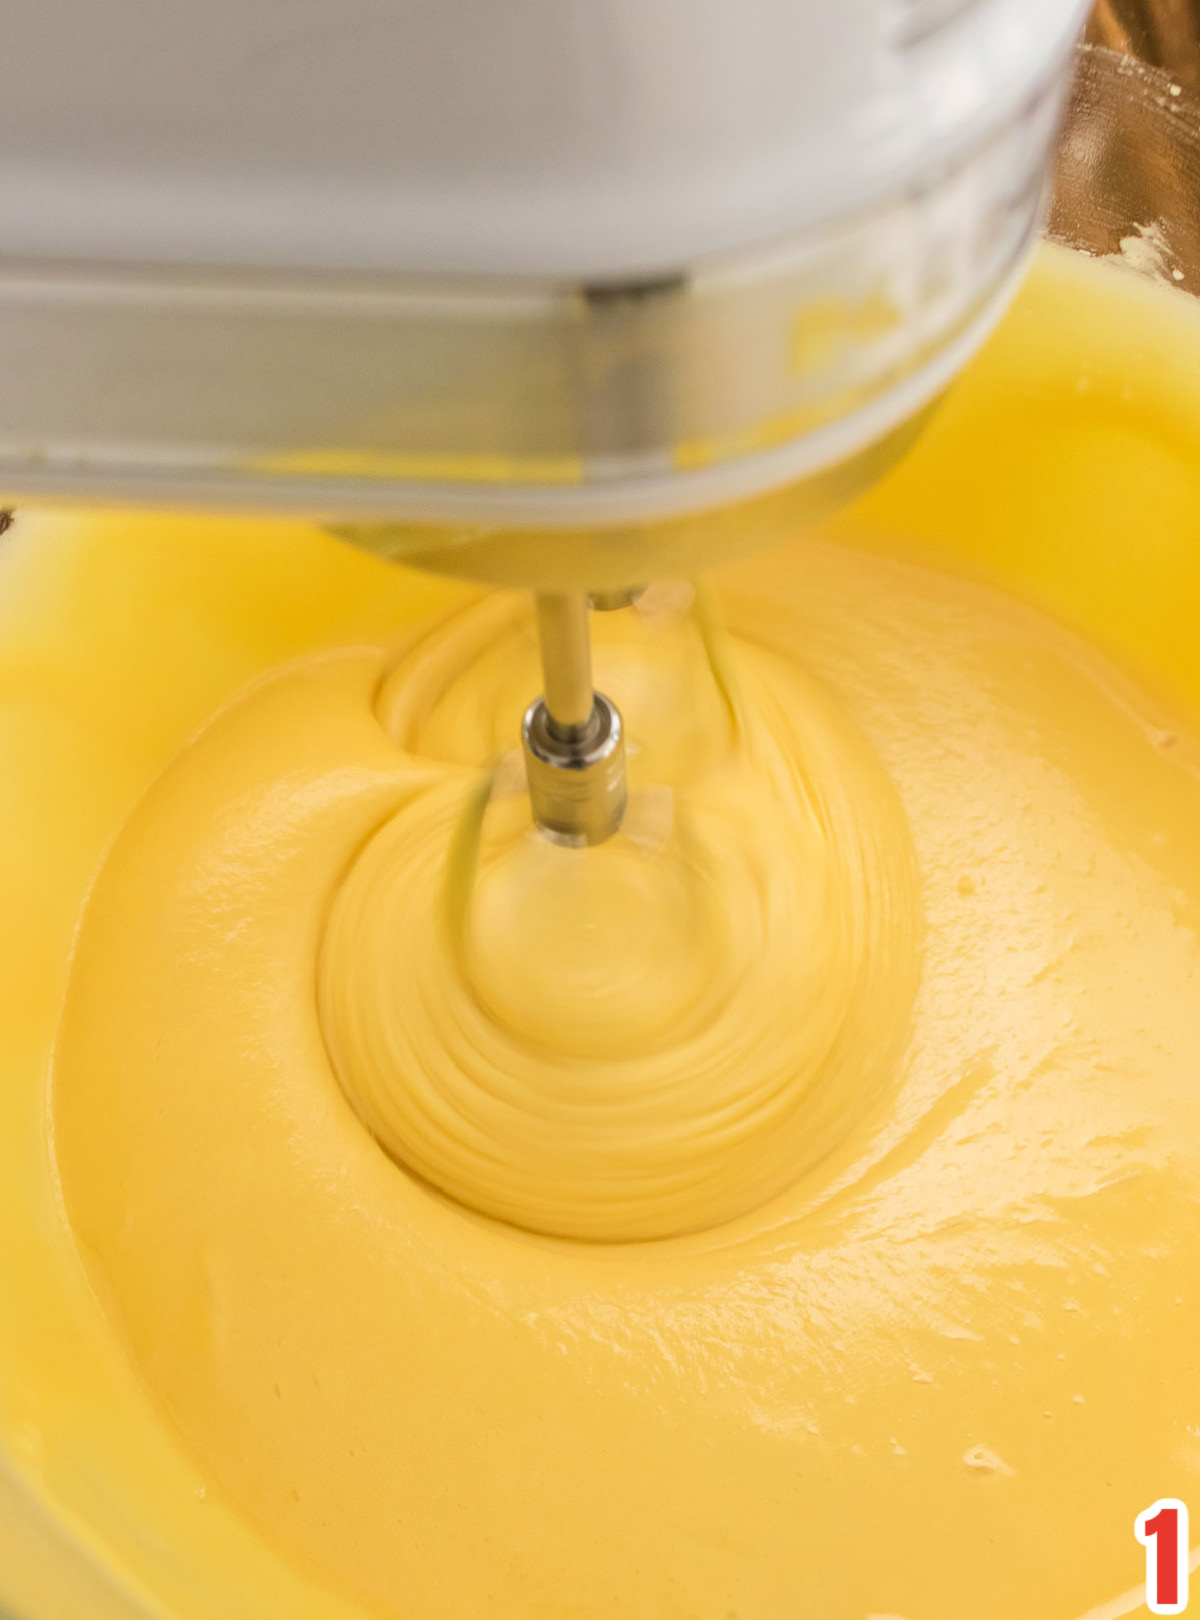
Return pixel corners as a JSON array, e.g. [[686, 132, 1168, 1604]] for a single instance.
[[522, 591, 626, 846]]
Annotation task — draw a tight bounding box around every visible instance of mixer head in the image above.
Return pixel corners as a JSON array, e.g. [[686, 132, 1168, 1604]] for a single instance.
[[0, 0, 1091, 842]]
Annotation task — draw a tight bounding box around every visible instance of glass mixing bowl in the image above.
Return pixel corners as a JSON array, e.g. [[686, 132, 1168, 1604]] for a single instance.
[[2, 12, 1199, 1618]]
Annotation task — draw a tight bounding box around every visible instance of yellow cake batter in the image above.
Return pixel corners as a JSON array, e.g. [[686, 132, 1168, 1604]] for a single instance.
[[3, 243, 1200, 1620]]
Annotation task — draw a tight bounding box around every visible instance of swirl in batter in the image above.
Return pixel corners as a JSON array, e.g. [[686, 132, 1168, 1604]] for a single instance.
[[320, 590, 920, 1241]]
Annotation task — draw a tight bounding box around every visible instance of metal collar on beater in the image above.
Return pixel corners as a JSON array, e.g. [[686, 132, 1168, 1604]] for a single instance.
[[522, 590, 627, 847]]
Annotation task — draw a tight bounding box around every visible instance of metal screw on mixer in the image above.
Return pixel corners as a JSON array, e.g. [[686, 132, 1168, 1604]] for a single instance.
[[523, 591, 627, 847]]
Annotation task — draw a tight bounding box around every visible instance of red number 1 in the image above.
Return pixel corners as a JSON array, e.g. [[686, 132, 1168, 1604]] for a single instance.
[[1136, 1499, 1190, 1614]]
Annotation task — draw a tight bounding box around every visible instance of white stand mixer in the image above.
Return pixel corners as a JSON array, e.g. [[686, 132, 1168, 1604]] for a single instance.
[[0, 0, 1089, 839]]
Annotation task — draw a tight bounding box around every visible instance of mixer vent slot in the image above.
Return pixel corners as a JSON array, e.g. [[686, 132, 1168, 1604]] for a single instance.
[[893, 0, 980, 48]]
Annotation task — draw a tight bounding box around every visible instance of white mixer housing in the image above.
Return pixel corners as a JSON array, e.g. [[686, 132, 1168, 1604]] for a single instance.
[[0, 0, 1091, 531]]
